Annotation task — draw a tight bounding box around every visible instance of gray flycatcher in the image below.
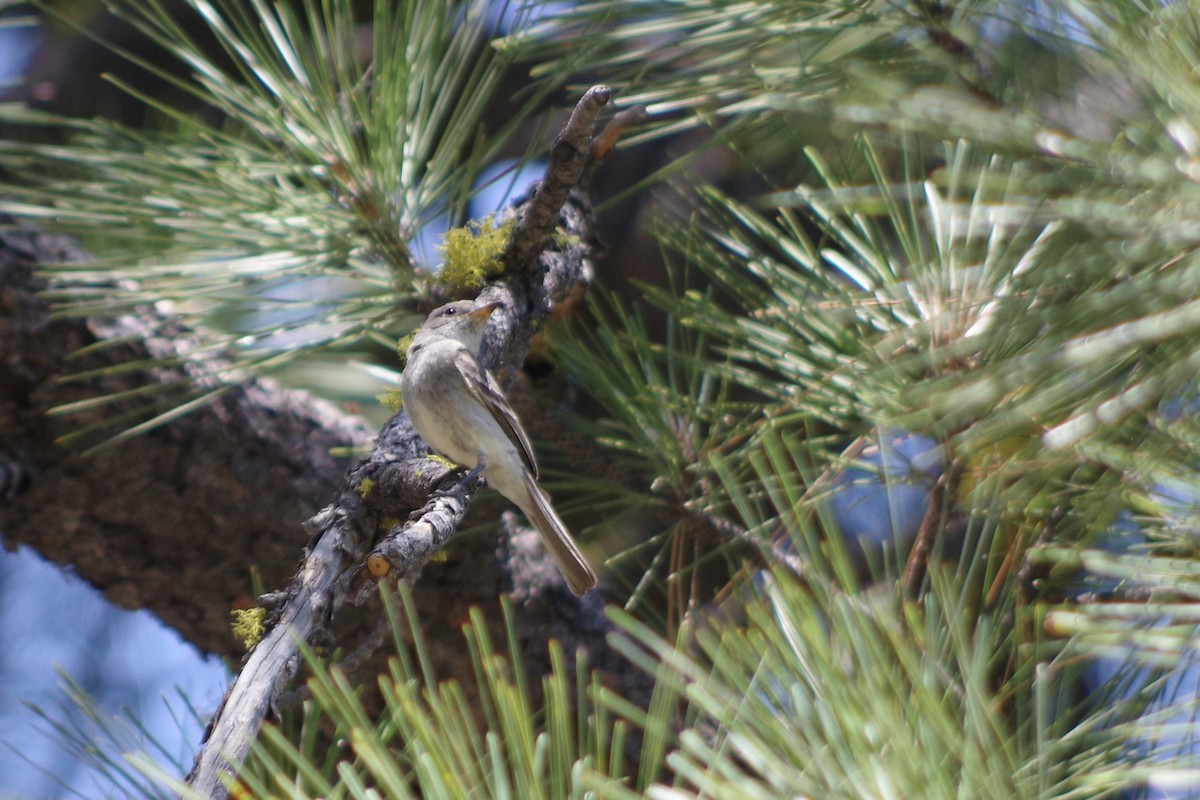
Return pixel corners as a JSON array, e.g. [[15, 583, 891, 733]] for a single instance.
[[401, 299, 598, 595]]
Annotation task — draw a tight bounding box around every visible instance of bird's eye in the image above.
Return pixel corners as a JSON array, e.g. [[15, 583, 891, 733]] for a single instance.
[[444, 307, 457, 315]]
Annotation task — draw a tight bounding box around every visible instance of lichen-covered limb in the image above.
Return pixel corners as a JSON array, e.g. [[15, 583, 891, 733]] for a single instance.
[[185, 85, 613, 800]]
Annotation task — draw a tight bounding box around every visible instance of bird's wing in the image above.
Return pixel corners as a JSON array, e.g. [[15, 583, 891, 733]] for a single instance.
[[455, 349, 538, 478]]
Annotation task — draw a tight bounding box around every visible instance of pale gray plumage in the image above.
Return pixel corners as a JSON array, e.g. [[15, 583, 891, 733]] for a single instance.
[[401, 299, 598, 595]]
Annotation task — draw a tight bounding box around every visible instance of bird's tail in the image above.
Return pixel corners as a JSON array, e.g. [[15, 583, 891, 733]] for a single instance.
[[520, 472, 598, 596]]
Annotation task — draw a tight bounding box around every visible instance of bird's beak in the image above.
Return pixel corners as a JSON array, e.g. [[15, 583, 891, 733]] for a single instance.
[[469, 301, 502, 320]]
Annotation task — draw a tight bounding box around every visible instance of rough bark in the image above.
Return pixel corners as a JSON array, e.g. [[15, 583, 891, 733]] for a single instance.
[[0, 225, 374, 657]]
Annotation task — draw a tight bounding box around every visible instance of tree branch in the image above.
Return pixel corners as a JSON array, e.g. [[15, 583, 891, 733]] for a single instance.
[[0, 226, 374, 657], [185, 85, 613, 799], [502, 85, 611, 275]]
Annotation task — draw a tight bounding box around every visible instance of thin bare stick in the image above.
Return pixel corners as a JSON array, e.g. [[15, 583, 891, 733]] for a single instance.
[[502, 85, 611, 275]]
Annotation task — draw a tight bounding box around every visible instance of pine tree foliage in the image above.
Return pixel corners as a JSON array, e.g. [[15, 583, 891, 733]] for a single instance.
[[9, 0, 1200, 796], [24, 675, 199, 799], [0, 0, 571, 446], [225, 593, 621, 799], [534, 0, 1200, 796]]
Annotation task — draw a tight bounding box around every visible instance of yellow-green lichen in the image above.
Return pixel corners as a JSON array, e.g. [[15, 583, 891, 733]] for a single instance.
[[395, 332, 415, 367], [427, 453, 459, 470], [231, 607, 267, 649], [552, 227, 581, 248], [438, 215, 515, 288], [378, 387, 404, 412], [357, 477, 377, 499]]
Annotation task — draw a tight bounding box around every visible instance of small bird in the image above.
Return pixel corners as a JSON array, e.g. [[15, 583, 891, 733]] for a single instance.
[[401, 299, 598, 595]]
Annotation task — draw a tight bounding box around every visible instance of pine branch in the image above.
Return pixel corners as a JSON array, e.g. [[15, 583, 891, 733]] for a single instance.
[[184, 86, 612, 800], [502, 85, 610, 275]]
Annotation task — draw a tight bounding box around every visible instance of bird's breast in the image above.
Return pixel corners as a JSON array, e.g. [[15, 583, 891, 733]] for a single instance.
[[402, 344, 483, 468]]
